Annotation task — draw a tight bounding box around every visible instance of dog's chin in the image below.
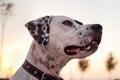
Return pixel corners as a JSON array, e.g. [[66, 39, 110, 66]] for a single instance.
[[64, 41, 99, 56]]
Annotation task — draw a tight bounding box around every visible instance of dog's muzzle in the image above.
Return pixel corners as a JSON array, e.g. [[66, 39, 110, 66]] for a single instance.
[[64, 24, 102, 55]]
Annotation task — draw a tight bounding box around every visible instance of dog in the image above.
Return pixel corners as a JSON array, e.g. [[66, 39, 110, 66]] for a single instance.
[[10, 15, 102, 80]]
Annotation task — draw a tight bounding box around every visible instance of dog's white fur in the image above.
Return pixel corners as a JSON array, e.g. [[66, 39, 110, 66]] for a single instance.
[[10, 16, 102, 80]]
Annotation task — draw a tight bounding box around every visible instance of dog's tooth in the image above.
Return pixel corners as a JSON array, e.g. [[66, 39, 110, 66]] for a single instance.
[[67, 50, 70, 52], [92, 41, 97, 44], [86, 45, 91, 50]]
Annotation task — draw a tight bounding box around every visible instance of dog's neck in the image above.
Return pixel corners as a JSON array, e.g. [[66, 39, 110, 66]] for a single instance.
[[26, 41, 70, 77]]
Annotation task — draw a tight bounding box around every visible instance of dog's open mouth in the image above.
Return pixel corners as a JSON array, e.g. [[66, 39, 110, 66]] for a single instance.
[[64, 40, 100, 55]]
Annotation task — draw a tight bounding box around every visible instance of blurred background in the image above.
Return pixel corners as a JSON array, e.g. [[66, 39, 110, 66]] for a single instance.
[[0, 0, 120, 80]]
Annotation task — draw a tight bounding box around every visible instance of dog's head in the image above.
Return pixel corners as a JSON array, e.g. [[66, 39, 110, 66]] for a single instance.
[[25, 15, 102, 58]]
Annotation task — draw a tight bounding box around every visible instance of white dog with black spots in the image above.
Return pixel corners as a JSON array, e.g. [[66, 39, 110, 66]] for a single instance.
[[10, 15, 102, 80]]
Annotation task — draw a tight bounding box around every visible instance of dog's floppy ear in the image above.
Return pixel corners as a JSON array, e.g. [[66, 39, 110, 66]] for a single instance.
[[25, 16, 52, 46]]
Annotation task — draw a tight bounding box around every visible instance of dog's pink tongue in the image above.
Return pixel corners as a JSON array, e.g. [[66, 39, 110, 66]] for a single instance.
[[67, 47, 80, 53]]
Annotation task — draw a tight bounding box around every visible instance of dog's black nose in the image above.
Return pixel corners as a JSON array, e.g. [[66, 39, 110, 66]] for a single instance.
[[91, 24, 103, 31]]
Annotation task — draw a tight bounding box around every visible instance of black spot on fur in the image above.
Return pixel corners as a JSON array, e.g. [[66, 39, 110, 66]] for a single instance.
[[37, 23, 42, 28], [43, 41, 48, 45], [46, 55, 55, 61], [46, 24, 50, 33], [56, 71, 59, 74], [33, 35, 38, 40], [38, 58, 50, 69], [79, 32, 82, 35], [86, 27, 89, 30], [51, 65, 54, 69]]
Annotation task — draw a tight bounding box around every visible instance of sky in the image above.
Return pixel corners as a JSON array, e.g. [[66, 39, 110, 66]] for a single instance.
[[0, 0, 120, 79]]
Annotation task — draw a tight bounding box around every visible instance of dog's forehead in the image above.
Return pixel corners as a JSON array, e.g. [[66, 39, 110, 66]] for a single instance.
[[52, 16, 73, 22], [52, 16, 83, 25]]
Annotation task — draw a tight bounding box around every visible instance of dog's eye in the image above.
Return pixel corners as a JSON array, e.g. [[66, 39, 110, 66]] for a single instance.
[[62, 20, 73, 26]]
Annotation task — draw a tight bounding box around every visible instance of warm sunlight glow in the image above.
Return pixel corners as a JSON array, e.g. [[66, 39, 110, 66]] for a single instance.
[[1, 46, 19, 77]]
